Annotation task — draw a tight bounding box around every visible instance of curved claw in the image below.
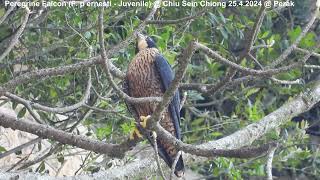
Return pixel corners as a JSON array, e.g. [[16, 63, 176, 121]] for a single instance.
[[129, 115, 151, 140], [139, 115, 151, 128], [130, 128, 143, 140]]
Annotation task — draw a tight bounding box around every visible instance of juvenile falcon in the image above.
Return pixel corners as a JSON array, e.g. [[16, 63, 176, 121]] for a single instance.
[[123, 33, 184, 177]]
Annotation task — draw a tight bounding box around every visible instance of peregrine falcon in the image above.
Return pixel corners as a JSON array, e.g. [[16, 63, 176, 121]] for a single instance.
[[123, 33, 184, 177]]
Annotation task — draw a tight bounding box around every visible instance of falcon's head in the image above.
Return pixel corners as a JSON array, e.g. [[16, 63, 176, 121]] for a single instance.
[[136, 33, 156, 52]]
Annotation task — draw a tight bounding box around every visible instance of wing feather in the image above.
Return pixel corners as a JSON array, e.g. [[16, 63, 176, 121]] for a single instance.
[[154, 54, 181, 139]]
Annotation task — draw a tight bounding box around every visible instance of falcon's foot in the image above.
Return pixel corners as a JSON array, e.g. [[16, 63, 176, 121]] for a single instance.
[[129, 128, 142, 140], [139, 115, 151, 128], [129, 115, 151, 140]]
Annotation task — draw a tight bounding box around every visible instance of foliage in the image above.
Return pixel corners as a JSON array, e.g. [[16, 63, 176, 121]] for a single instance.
[[0, 0, 319, 179]]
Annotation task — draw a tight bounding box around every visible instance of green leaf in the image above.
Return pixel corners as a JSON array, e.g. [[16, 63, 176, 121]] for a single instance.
[[259, 31, 269, 39], [300, 32, 316, 48], [245, 88, 260, 98], [211, 131, 223, 137], [49, 88, 58, 98], [96, 125, 112, 140], [18, 107, 27, 118], [120, 121, 135, 134], [288, 26, 302, 43], [36, 161, 46, 173], [0, 146, 7, 153]]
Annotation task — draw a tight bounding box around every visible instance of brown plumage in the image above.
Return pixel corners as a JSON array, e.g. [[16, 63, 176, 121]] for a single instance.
[[124, 34, 184, 177]]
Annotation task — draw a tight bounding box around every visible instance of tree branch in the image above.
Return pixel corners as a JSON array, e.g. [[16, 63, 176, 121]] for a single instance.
[[196, 42, 305, 76], [149, 81, 320, 157], [0, 112, 134, 158], [268, 6, 319, 68], [4, 70, 91, 113], [0, 7, 30, 62], [146, 8, 208, 25]]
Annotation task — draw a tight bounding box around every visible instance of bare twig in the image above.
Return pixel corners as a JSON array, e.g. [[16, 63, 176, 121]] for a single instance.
[[246, 3, 267, 54], [268, 6, 319, 68], [270, 77, 303, 85], [266, 145, 277, 180], [304, 65, 320, 69], [170, 151, 182, 180], [251, 40, 275, 50], [0, 2, 16, 25], [296, 47, 320, 58], [146, 8, 208, 25], [152, 131, 167, 180], [0, 137, 41, 159], [196, 42, 305, 76], [1, 57, 99, 91], [179, 92, 187, 111], [0, 7, 30, 62], [4, 70, 92, 113]]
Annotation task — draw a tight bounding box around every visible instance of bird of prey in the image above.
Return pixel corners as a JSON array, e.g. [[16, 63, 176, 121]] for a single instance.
[[123, 33, 184, 177]]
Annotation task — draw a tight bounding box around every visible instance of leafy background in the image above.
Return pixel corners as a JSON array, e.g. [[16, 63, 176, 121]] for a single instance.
[[0, 0, 320, 179]]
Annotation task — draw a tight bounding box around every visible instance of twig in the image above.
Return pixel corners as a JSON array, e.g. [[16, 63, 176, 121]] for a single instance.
[[245, 3, 267, 54], [270, 77, 303, 85], [18, 143, 60, 170], [2, 57, 99, 91], [266, 145, 277, 180], [304, 65, 320, 70], [7, 144, 36, 172], [268, 6, 319, 68], [0, 2, 16, 25], [251, 40, 275, 50], [18, 109, 95, 170], [296, 47, 320, 58], [196, 42, 304, 76], [146, 8, 208, 25], [4, 70, 92, 113], [152, 131, 167, 180], [179, 92, 187, 111], [170, 151, 182, 180], [0, 7, 30, 62], [0, 137, 41, 159]]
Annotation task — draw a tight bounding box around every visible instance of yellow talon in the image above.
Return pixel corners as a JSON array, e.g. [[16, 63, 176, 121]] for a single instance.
[[129, 115, 151, 140], [130, 128, 143, 140], [139, 115, 151, 128]]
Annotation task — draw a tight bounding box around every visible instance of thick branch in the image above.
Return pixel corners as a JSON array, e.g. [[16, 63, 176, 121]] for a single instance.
[[0, 112, 133, 158], [150, 81, 320, 156]]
